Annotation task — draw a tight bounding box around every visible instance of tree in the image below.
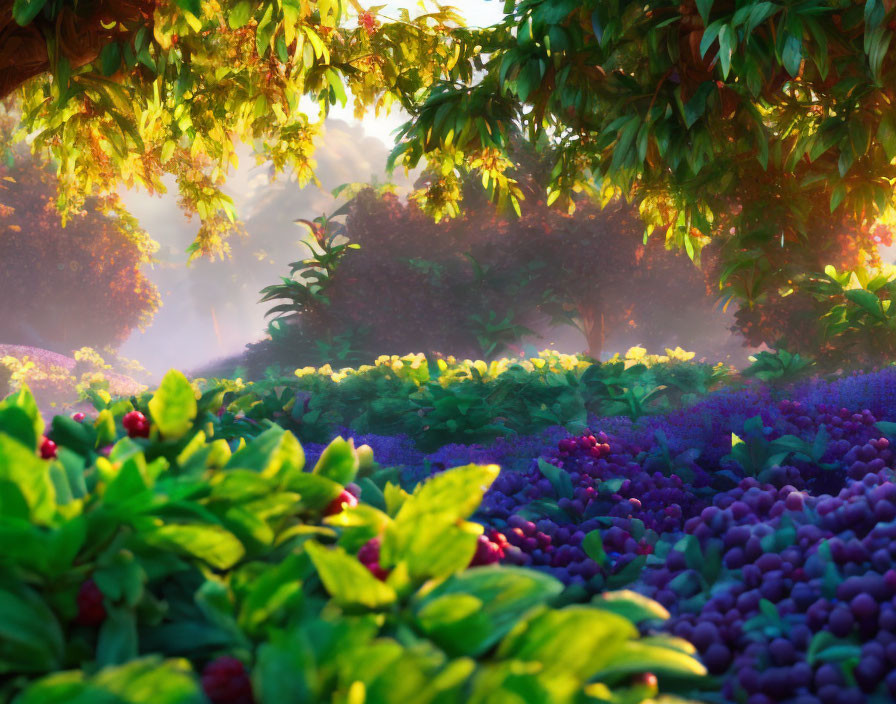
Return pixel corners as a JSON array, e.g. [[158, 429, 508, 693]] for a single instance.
[[389, 0, 896, 314], [0, 126, 159, 353], [250, 173, 724, 371], [1, 0, 478, 257]]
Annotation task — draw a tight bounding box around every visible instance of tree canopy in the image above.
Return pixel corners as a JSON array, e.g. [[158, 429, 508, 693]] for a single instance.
[[5, 0, 896, 314], [0, 0, 480, 257], [390, 0, 896, 309]]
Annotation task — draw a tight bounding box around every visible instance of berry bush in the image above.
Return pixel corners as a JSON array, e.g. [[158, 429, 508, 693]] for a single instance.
[[0, 372, 703, 704]]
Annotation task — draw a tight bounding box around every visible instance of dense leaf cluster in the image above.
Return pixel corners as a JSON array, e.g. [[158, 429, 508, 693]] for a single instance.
[[0, 371, 704, 703]]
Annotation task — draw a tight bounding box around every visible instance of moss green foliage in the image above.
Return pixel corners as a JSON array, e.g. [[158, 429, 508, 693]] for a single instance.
[[0, 373, 705, 703], [201, 349, 731, 449]]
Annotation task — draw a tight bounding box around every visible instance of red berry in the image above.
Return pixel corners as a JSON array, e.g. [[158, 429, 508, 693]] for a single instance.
[[76, 579, 106, 626], [122, 411, 150, 438], [40, 436, 57, 459], [72, 412, 86, 422], [470, 533, 504, 567], [201, 657, 255, 704], [358, 537, 390, 580], [324, 489, 358, 516]]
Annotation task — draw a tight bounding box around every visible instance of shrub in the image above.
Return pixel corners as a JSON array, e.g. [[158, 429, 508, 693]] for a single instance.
[[0, 374, 705, 703], [201, 349, 731, 449]]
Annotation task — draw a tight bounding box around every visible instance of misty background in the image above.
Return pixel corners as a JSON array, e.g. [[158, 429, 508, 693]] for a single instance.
[[12, 0, 891, 381]]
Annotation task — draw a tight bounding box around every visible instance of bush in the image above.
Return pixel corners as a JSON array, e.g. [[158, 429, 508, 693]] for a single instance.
[[0, 374, 705, 703], [201, 349, 732, 449]]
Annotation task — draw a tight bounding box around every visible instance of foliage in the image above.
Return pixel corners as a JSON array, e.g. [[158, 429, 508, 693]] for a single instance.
[[0, 375, 704, 703], [389, 0, 896, 314], [195, 349, 732, 448], [3, 1, 483, 258], [252, 181, 725, 369], [742, 349, 816, 385], [733, 264, 896, 371], [259, 214, 359, 330], [0, 117, 159, 353]]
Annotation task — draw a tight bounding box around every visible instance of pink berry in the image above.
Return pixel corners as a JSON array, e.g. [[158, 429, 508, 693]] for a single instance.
[[122, 411, 150, 438], [470, 533, 504, 567], [72, 412, 86, 422], [357, 537, 390, 580]]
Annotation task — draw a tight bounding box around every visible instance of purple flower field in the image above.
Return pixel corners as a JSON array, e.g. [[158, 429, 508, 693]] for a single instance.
[[317, 367, 896, 703]]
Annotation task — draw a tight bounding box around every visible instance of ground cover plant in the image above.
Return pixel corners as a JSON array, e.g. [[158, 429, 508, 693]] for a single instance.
[[0, 371, 706, 704], [199, 348, 732, 450]]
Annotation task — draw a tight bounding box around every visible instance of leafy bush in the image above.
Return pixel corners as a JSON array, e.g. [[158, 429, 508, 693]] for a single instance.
[[742, 349, 816, 386], [199, 350, 731, 449], [0, 374, 704, 703]]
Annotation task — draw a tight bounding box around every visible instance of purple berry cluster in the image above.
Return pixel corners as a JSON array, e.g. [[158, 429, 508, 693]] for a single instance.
[[437, 388, 896, 702]]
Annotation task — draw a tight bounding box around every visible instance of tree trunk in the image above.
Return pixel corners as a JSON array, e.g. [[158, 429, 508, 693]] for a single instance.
[[578, 301, 604, 360], [0, 1, 153, 100]]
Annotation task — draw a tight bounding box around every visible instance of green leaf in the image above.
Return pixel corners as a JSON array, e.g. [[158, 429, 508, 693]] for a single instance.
[[0, 577, 64, 674], [13, 657, 205, 704], [830, 183, 846, 212], [497, 606, 636, 682], [143, 524, 245, 570], [289, 472, 343, 510], [593, 639, 707, 678], [591, 590, 670, 623], [695, 0, 713, 22], [12, 0, 48, 25], [148, 370, 197, 440], [536, 458, 574, 499], [238, 553, 308, 635], [0, 385, 43, 450], [683, 82, 715, 128], [312, 436, 359, 485], [96, 606, 138, 667], [0, 433, 56, 524], [415, 566, 563, 656], [51, 415, 96, 456], [0, 406, 39, 449], [174, 0, 201, 17], [227, 427, 304, 479], [845, 288, 885, 319], [717, 24, 734, 78], [228, 0, 252, 28], [582, 530, 608, 566], [781, 33, 802, 76], [99, 43, 122, 77], [305, 541, 397, 609]]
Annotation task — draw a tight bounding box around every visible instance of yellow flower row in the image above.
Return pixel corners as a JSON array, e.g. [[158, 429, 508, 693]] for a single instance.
[[290, 347, 702, 386]]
